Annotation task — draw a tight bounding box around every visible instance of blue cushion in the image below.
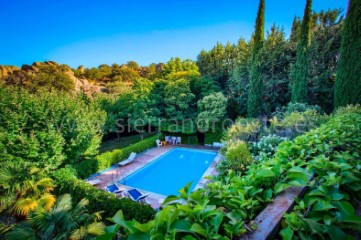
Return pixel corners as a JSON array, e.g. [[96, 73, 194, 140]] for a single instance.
[[128, 189, 142, 200], [106, 184, 120, 193]]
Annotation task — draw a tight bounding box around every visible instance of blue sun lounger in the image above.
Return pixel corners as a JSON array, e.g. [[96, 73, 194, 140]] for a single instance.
[[105, 184, 125, 196], [127, 188, 149, 203]]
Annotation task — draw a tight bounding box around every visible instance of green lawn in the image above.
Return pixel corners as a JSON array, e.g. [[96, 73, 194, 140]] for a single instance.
[[99, 132, 157, 153]]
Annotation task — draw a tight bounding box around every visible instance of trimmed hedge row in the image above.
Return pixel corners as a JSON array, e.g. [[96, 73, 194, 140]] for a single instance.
[[53, 167, 155, 223], [204, 128, 223, 144], [76, 135, 159, 178]]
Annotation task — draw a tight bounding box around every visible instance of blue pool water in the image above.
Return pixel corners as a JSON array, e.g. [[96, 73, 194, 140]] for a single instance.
[[119, 148, 217, 196]]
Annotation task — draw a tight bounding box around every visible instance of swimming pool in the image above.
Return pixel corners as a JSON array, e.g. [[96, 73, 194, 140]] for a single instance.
[[119, 148, 217, 196]]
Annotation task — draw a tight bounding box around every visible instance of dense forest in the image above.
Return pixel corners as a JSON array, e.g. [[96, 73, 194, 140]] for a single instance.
[[1, 0, 361, 238]]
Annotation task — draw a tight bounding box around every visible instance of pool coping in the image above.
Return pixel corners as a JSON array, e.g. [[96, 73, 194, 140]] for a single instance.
[[119, 146, 220, 209], [119, 147, 218, 185], [90, 145, 221, 209]]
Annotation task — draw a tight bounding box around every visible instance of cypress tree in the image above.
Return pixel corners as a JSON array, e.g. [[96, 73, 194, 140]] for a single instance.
[[334, 0, 361, 108], [247, 0, 265, 117], [291, 0, 312, 103]]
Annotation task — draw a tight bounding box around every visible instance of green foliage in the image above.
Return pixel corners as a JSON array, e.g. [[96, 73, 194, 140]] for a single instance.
[[291, 0, 312, 103], [76, 136, 158, 179], [0, 87, 106, 171], [3, 63, 75, 93], [196, 92, 227, 132], [190, 76, 221, 102], [308, 9, 343, 112], [250, 134, 288, 162], [334, 0, 361, 108], [0, 161, 56, 217], [164, 78, 195, 120], [273, 102, 322, 118], [252, 0, 265, 59], [53, 168, 155, 223], [218, 141, 253, 177], [7, 194, 105, 240], [197, 8, 343, 116], [197, 42, 240, 90], [277, 105, 361, 238], [260, 25, 292, 113], [247, 0, 265, 117], [97, 108, 360, 239], [270, 109, 329, 138], [223, 118, 261, 142], [227, 62, 250, 117], [161, 57, 200, 80], [204, 128, 224, 144]]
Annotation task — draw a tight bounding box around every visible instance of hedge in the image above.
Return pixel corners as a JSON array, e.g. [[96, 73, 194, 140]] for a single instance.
[[53, 167, 155, 223], [75, 135, 159, 178], [204, 128, 223, 144]]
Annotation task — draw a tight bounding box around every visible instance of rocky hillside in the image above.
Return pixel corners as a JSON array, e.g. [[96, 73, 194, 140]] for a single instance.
[[0, 61, 164, 94], [0, 61, 104, 94]]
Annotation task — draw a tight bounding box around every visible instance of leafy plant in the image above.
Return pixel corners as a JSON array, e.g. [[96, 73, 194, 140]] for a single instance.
[[95, 106, 361, 239], [0, 161, 56, 217], [250, 134, 288, 161], [277, 106, 361, 238], [53, 168, 155, 223], [7, 194, 105, 240], [224, 118, 261, 142], [75, 135, 158, 178], [218, 141, 253, 177]]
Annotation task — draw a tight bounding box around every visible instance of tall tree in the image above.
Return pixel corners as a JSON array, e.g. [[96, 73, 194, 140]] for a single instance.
[[291, 0, 313, 103], [261, 25, 291, 113], [334, 0, 361, 108], [247, 0, 265, 117], [308, 9, 343, 112]]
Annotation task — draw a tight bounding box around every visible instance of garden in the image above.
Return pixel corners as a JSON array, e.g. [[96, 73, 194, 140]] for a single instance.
[[0, 0, 360, 239]]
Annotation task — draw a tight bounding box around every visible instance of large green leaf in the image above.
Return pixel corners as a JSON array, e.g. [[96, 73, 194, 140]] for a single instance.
[[190, 223, 208, 238], [313, 200, 335, 211], [280, 226, 293, 240], [255, 168, 275, 178]]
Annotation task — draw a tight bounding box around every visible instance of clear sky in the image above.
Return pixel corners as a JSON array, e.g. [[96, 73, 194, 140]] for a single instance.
[[0, 0, 348, 68]]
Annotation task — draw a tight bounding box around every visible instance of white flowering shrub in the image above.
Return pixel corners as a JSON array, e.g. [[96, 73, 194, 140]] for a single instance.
[[250, 134, 288, 161]]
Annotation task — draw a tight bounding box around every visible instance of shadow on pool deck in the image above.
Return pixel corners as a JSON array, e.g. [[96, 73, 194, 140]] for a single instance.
[[89, 144, 222, 209]]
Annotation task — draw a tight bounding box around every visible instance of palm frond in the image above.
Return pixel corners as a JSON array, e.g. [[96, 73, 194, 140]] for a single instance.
[[0, 192, 16, 211], [12, 197, 38, 216], [37, 193, 56, 211], [86, 222, 105, 236], [35, 178, 55, 191], [54, 194, 72, 212], [6, 222, 38, 240]]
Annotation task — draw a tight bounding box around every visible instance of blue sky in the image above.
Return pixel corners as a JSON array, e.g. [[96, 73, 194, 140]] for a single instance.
[[0, 0, 348, 68]]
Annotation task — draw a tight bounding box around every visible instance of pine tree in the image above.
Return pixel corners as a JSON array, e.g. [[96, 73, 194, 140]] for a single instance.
[[290, 16, 301, 43], [247, 0, 265, 117], [334, 0, 361, 108], [291, 0, 312, 103]]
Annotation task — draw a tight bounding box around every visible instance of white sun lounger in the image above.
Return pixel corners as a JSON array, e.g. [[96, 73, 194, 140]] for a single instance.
[[86, 178, 101, 185], [118, 152, 137, 166]]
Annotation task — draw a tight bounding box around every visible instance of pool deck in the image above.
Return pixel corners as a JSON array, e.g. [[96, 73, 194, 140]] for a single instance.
[[88, 144, 222, 209]]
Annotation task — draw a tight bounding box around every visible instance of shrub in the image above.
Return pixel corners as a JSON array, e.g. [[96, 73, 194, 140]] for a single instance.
[[0, 87, 106, 172], [273, 102, 322, 120], [335, 103, 361, 115], [250, 134, 288, 161], [270, 109, 329, 138], [223, 118, 261, 142], [277, 105, 361, 238], [76, 135, 158, 179], [97, 106, 361, 239], [217, 140, 253, 177], [53, 168, 155, 223], [204, 128, 223, 144]]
